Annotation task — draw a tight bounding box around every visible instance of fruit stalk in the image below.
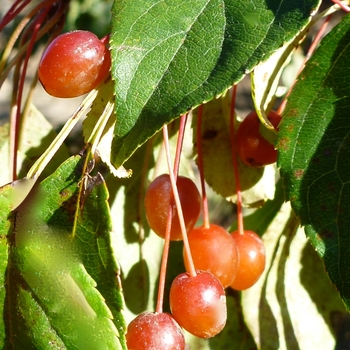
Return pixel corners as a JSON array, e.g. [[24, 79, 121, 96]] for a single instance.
[[155, 114, 188, 313], [162, 125, 196, 277], [196, 105, 210, 229], [229, 85, 244, 235], [10, 5, 51, 180], [277, 13, 332, 115]]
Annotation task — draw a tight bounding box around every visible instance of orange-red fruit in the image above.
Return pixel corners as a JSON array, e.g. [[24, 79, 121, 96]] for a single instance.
[[230, 230, 266, 290], [38, 30, 111, 98], [184, 224, 239, 288], [236, 110, 282, 167], [144, 174, 201, 240], [126, 312, 185, 350], [169, 270, 227, 338]]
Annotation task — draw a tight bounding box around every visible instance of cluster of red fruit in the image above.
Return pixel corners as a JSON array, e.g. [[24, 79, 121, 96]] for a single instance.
[[127, 177, 265, 348], [38, 29, 281, 350], [127, 108, 281, 348]]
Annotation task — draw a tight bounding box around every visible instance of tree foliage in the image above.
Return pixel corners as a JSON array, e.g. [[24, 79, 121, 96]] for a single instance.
[[0, 0, 349, 348]]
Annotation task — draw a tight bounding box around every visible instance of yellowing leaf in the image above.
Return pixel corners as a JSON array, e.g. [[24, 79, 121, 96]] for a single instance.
[[242, 203, 345, 349]]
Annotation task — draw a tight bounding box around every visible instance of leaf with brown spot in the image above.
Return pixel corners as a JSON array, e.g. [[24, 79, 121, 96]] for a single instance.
[[277, 15, 350, 311], [276, 137, 290, 151]]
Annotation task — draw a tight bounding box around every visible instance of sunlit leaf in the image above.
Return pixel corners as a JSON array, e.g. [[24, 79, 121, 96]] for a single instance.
[[26, 91, 98, 180], [107, 142, 163, 323], [18, 104, 69, 178], [0, 105, 69, 187], [243, 204, 346, 349]]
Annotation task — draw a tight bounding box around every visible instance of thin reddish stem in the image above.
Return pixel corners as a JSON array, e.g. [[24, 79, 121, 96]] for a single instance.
[[173, 114, 188, 178], [155, 202, 173, 313], [229, 86, 244, 235], [196, 105, 210, 229], [0, 0, 31, 31], [11, 7, 51, 180], [0, 0, 65, 85], [100, 34, 110, 46], [277, 14, 332, 115], [163, 125, 196, 277], [0, 0, 59, 32], [155, 116, 190, 313], [332, 0, 350, 12]]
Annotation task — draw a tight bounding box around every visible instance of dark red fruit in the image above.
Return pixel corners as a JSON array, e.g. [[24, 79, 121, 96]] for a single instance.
[[38, 30, 111, 98], [169, 270, 227, 338], [236, 110, 282, 167], [230, 230, 266, 290], [144, 174, 201, 241], [184, 224, 239, 288], [126, 312, 185, 350]]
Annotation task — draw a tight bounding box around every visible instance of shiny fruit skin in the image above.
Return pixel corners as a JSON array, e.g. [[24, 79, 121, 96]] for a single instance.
[[236, 110, 282, 167], [126, 312, 185, 350], [169, 270, 227, 338], [184, 224, 239, 288], [144, 174, 201, 241], [230, 230, 266, 290], [38, 30, 111, 98]]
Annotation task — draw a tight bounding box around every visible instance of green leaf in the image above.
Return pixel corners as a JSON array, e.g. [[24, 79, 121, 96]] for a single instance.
[[277, 14, 350, 310], [5, 156, 126, 349], [110, 0, 321, 166], [0, 184, 11, 346]]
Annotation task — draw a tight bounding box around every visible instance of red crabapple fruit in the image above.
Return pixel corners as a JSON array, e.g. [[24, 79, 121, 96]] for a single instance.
[[236, 110, 282, 167], [169, 270, 227, 338], [126, 312, 185, 350], [184, 224, 239, 287], [230, 230, 266, 290], [144, 174, 201, 241], [38, 30, 111, 98]]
